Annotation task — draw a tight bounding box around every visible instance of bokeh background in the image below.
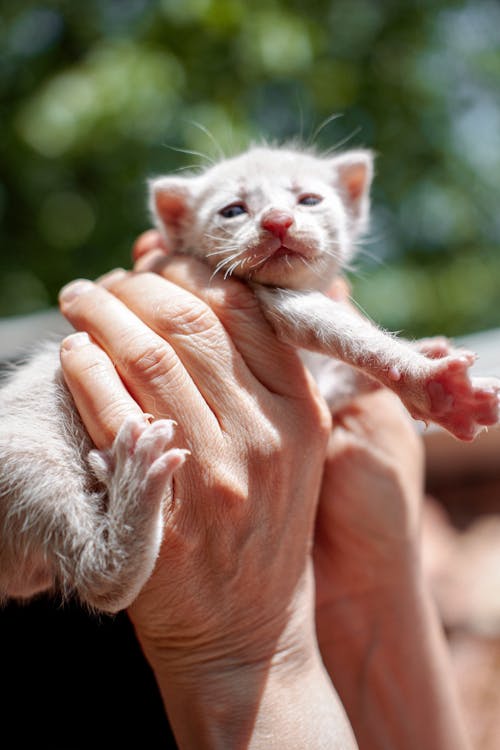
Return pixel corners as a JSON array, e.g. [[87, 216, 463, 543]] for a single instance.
[[2, 0, 500, 338]]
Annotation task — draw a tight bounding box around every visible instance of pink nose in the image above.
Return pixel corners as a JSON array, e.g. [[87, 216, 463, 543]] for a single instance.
[[261, 210, 294, 240]]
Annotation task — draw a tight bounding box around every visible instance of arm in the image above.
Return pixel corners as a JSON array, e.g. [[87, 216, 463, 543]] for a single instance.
[[314, 388, 472, 750], [59, 259, 357, 750]]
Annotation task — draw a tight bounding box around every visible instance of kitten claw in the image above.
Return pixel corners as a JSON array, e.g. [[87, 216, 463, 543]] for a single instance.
[[393, 348, 500, 441], [89, 415, 186, 501], [422, 357, 500, 440]]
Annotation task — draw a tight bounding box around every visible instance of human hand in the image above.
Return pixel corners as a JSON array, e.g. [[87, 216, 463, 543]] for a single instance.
[[313, 385, 471, 750], [314, 388, 424, 614], [131, 236, 470, 749], [59, 259, 329, 663], [132, 228, 169, 263], [58, 258, 361, 748], [132, 231, 425, 647]]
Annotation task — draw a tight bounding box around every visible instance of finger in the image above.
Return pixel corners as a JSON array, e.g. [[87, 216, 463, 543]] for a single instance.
[[128, 254, 310, 398], [326, 276, 351, 301], [59, 279, 220, 450], [132, 229, 169, 262], [60, 332, 144, 450], [134, 247, 174, 273], [96, 269, 268, 420]]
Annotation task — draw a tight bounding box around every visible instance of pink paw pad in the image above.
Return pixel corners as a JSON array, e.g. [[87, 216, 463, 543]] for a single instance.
[[416, 336, 453, 360], [425, 355, 500, 441]]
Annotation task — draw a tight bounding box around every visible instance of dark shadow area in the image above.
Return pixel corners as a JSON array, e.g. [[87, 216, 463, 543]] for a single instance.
[[0, 596, 177, 748]]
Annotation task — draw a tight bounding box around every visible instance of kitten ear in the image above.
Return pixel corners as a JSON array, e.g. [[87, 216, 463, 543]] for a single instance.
[[331, 149, 374, 235], [148, 176, 197, 249]]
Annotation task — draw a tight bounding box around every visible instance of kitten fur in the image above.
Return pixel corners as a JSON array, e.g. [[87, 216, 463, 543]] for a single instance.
[[1, 144, 498, 612]]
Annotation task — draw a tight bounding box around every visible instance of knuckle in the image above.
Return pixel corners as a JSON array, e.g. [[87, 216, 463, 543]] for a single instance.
[[122, 339, 177, 383], [203, 460, 250, 515], [257, 422, 283, 456], [156, 297, 219, 339], [294, 390, 332, 444]]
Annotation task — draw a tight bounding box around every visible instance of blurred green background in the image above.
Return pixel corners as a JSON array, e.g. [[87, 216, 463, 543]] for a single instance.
[[1, 0, 499, 337]]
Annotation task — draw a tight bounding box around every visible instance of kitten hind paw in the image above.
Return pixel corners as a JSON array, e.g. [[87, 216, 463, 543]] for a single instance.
[[81, 415, 188, 611], [88, 414, 188, 504]]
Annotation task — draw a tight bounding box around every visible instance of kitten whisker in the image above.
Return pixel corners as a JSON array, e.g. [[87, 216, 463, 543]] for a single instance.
[[322, 248, 342, 262], [186, 120, 225, 161], [174, 165, 203, 173], [309, 113, 344, 146], [224, 259, 243, 279], [355, 245, 386, 266], [206, 247, 239, 258], [322, 126, 363, 156], [211, 251, 244, 280], [248, 254, 269, 271], [165, 145, 215, 166]]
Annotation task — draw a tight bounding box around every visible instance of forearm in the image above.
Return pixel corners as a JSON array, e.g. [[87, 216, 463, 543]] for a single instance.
[[136, 624, 358, 750], [317, 555, 471, 750]]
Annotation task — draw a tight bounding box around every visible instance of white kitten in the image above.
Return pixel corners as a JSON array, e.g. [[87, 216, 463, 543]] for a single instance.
[[0, 144, 498, 612], [150, 146, 500, 438]]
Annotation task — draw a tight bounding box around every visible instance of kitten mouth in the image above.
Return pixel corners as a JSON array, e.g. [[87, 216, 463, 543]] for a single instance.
[[246, 241, 318, 275], [264, 245, 317, 265], [255, 247, 302, 270], [272, 245, 299, 259]]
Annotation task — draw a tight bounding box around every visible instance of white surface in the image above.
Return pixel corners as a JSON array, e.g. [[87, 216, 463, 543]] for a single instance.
[[0, 309, 73, 361]]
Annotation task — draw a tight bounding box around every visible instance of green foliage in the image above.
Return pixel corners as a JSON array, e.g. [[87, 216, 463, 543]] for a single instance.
[[1, 0, 500, 336]]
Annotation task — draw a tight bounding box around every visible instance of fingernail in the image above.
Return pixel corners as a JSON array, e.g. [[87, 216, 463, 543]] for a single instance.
[[97, 268, 127, 286], [61, 332, 91, 351], [59, 279, 94, 303]]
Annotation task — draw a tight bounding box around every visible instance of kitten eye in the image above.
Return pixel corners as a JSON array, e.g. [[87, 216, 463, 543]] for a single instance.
[[219, 203, 247, 219], [298, 194, 323, 206]]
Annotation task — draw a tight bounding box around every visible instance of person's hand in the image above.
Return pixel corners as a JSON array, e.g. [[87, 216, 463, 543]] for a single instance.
[[132, 228, 169, 263], [59, 257, 358, 748], [131, 231, 421, 600], [59, 258, 329, 658], [313, 384, 470, 750], [315, 388, 424, 614]]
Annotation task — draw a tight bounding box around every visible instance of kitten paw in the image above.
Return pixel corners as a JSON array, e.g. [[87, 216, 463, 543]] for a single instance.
[[88, 415, 188, 503], [82, 415, 188, 611], [414, 336, 453, 359], [414, 355, 500, 441]]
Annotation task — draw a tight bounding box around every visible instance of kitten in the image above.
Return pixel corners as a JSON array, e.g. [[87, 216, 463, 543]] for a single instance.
[[0, 144, 498, 612], [150, 146, 500, 438]]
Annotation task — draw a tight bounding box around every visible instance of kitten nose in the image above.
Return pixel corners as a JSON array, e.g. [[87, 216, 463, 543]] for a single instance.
[[261, 210, 294, 240]]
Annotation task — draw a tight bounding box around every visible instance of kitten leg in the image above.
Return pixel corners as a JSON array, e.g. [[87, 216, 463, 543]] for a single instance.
[[257, 287, 500, 440], [70, 415, 188, 612], [1, 416, 186, 612], [0, 348, 186, 612]]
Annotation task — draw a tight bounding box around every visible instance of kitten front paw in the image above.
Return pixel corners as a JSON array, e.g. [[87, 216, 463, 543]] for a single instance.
[[414, 336, 453, 359], [409, 354, 500, 441]]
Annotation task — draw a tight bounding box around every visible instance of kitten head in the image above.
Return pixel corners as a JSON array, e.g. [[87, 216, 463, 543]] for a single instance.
[[149, 145, 373, 290]]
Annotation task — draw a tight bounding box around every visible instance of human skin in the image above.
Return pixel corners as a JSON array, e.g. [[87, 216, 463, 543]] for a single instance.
[[60, 233, 470, 749], [315, 391, 471, 750], [133, 233, 471, 749], [58, 261, 357, 750]]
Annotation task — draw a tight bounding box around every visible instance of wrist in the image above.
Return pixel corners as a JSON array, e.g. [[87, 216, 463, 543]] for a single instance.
[[316, 540, 424, 658], [316, 554, 471, 750], [135, 616, 357, 749]]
